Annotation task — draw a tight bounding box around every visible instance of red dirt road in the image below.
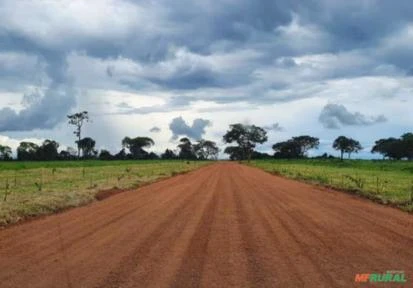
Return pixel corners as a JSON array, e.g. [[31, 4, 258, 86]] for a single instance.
[[1, 163, 412, 287]]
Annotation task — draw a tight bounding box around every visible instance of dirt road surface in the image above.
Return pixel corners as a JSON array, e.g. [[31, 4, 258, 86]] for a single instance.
[[1, 163, 412, 287]]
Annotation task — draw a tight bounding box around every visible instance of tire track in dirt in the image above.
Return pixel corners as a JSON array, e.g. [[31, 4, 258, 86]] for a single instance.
[[0, 162, 412, 288]]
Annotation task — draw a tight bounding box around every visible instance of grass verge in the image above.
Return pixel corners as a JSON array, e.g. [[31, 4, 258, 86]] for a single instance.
[[249, 159, 413, 213], [0, 160, 210, 226]]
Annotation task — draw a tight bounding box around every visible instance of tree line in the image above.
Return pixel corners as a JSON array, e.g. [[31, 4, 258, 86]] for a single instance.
[[0, 112, 412, 161], [0, 112, 219, 161], [221, 123, 413, 161]]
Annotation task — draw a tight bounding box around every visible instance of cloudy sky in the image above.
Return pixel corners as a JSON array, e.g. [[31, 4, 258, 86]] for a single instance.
[[0, 0, 412, 158]]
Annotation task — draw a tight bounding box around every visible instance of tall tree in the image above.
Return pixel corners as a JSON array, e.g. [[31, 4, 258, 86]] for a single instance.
[[0, 145, 12, 161], [177, 137, 196, 160], [67, 111, 89, 159], [122, 137, 155, 159], [77, 137, 97, 159], [38, 140, 60, 161], [17, 142, 39, 161], [223, 124, 267, 162], [333, 136, 362, 160], [291, 136, 320, 157]]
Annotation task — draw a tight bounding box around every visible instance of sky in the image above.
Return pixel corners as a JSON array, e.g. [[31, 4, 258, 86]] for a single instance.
[[0, 0, 412, 159]]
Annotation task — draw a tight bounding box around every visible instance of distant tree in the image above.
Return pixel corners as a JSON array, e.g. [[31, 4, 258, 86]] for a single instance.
[[38, 140, 59, 161], [333, 136, 362, 160], [401, 133, 413, 160], [177, 138, 196, 160], [99, 149, 113, 160], [193, 140, 219, 160], [223, 146, 244, 161], [77, 137, 97, 159], [371, 138, 400, 159], [291, 136, 319, 157], [147, 152, 160, 160], [58, 147, 77, 161], [122, 137, 155, 159], [0, 145, 12, 161], [161, 149, 177, 160], [371, 133, 413, 160], [17, 142, 39, 161], [251, 151, 272, 159], [272, 140, 301, 159], [223, 124, 267, 162], [114, 148, 127, 160], [272, 136, 319, 159], [67, 111, 89, 159]]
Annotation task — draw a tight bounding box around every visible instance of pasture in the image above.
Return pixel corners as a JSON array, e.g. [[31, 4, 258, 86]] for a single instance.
[[250, 159, 413, 212], [0, 160, 209, 225]]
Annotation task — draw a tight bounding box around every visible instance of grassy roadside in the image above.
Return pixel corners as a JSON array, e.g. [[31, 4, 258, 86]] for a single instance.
[[0, 160, 210, 226], [249, 159, 413, 212]]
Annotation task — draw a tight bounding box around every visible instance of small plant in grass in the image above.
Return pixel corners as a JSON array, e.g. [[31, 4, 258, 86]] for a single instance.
[[3, 179, 10, 201], [344, 175, 365, 190], [314, 175, 329, 184], [375, 177, 388, 194], [34, 182, 42, 191]]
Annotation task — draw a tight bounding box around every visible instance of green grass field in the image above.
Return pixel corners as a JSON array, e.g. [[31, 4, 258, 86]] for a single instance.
[[250, 159, 413, 212], [0, 160, 210, 225]]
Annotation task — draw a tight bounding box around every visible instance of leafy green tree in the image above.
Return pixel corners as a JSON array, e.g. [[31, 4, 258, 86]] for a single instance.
[[77, 137, 97, 159], [193, 140, 219, 160], [115, 148, 127, 160], [272, 140, 301, 159], [272, 136, 319, 159], [147, 152, 160, 160], [333, 136, 362, 160], [223, 146, 244, 161], [401, 133, 413, 160], [223, 123, 267, 162], [67, 111, 89, 159], [59, 147, 77, 161], [371, 138, 400, 159], [38, 140, 59, 161], [291, 136, 320, 157], [17, 142, 40, 161], [177, 137, 196, 160], [0, 145, 12, 161], [99, 149, 113, 160], [122, 137, 155, 159], [371, 133, 413, 160], [161, 149, 177, 160]]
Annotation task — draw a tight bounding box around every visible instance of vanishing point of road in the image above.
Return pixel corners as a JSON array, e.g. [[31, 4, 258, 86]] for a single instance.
[[0, 163, 412, 287]]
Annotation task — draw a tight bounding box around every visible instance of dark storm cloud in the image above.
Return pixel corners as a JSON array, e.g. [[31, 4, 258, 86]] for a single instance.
[[169, 116, 211, 140], [0, 0, 412, 131], [318, 104, 387, 129], [0, 49, 76, 132]]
